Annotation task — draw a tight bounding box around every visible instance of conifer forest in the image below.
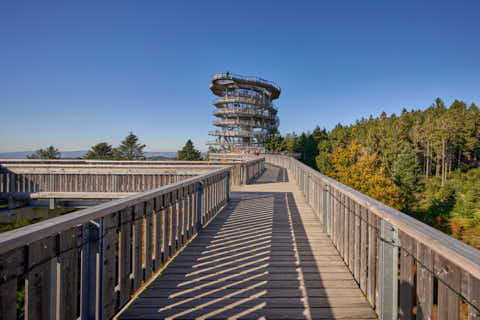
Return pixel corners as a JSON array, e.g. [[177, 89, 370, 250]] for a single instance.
[[267, 98, 480, 248]]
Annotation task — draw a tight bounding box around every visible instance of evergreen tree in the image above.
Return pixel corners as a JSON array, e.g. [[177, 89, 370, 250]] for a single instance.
[[284, 133, 298, 152], [316, 139, 332, 174], [393, 143, 422, 210], [265, 129, 286, 152], [27, 146, 61, 159], [177, 139, 202, 160], [85, 142, 114, 160], [115, 132, 146, 160]]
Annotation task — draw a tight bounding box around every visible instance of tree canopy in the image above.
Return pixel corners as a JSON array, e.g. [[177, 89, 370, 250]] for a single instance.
[[85, 142, 114, 160], [271, 98, 480, 248], [177, 139, 202, 160], [115, 131, 146, 160], [27, 146, 61, 159]]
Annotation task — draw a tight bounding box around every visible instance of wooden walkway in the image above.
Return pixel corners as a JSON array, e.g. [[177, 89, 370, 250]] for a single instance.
[[118, 164, 377, 319]]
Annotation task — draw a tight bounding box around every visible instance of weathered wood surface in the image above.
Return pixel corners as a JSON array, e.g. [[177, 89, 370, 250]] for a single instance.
[[0, 158, 263, 196], [266, 155, 480, 319], [118, 165, 376, 319]]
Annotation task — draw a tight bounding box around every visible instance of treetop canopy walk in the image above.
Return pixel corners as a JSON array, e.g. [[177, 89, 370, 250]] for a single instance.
[[0, 155, 479, 319]]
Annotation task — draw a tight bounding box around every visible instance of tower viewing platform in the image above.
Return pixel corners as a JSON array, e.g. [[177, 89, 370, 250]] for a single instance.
[[208, 73, 281, 153]]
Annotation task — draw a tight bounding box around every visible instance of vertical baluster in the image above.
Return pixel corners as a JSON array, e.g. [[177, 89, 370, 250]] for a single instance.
[[349, 198, 356, 270], [467, 274, 480, 320], [132, 203, 143, 291], [119, 207, 133, 305], [0, 247, 25, 320], [367, 210, 377, 308], [416, 242, 433, 320], [26, 236, 56, 320], [154, 195, 164, 268], [436, 255, 461, 320], [353, 201, 361, 282], [360, 205, 368, 293], [144, 200, 154, 280], [399, 231, 414, 320], [101, 214, 117, 320]]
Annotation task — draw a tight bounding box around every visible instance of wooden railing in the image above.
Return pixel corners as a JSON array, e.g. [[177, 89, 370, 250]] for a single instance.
[[0, 166, 232, 320], [266, 155, 480, 320], [243, 157, 264, 184], [0, 158, 265, 196]]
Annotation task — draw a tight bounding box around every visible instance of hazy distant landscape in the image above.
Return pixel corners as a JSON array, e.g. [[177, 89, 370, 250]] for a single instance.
[[0, 151, 177, 160]]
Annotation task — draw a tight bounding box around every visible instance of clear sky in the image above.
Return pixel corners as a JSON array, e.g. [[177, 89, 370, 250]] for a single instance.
[[1, 1, 479, 152]]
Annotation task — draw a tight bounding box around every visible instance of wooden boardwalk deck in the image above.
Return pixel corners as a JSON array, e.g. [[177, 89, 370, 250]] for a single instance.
[[117, 164, 377, 319]]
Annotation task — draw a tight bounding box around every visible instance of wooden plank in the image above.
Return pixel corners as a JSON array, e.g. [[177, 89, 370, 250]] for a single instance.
[[328, 185, 333, 236], [59, 227, 81, 320], [154, 196, 163, 269], [0, 247, 25, 320], [375, 215, 381, 314], [341, 193, 346, 259], [467, 274, 480, 320], [119, 207, 133, 306], [367, 209, 377, 307], [171, 198, 178, 254], [144, 200, 154, 280], [354, 201, 361, 282], [165, 194, 172, 259], [184, 192, 190, 239], [417, 242, 433, 320], [399, 231, 414, 320], [26, 236, 56, 320], [132, 203, 144, 291], [436, 254, 461, 320], [101, 213, 118, 320], [360, 205, 368, 293], [333, 189, 338, 249], [178, 192, 184, 246], [348, 197, 355, 271]]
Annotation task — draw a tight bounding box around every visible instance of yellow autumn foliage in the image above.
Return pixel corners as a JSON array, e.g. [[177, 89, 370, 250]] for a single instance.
[[327, 142, 403, 210]]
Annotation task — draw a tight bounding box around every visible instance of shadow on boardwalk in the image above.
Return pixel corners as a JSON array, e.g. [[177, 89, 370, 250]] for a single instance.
[[118, 165, 376, 319]]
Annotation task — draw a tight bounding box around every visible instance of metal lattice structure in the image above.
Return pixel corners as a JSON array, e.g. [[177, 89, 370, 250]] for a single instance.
[[208, 72, 281, 152]]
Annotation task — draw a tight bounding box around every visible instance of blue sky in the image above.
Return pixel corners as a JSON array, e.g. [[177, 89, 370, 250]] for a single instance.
[[1, 1, 479, 152]]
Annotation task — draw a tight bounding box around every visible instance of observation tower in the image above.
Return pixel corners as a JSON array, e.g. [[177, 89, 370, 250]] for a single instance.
[[208, 72, 281, 153]]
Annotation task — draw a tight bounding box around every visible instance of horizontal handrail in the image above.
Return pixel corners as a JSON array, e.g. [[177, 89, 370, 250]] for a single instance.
[[212, 96, 278, 112], [211, 72, 281, 93]]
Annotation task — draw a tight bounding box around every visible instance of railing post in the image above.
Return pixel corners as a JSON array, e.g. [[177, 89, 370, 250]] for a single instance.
[[81, 219, 103, 320], [380, 219, 399, 320], [323, 183, 328, 233], [196, 182, 204, 232], [306, 173, 309, 202], [49, 173, 55, 192], [226, 172, 230, 202]]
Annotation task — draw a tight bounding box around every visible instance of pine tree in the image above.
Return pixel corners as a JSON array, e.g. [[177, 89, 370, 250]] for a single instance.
[[27, 146, 61, 159], [177, 139, 202, 160], [265, 129, 286, 152], [115, 132, 146, 160], [284, 133, 298, 152], [85, 142, 114, 160], [393, 143, 422, 210]]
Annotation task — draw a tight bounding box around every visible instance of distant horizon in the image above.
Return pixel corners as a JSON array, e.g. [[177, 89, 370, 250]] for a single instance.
[[2, 97, 479, 153], [0, 149, 179, 153]]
